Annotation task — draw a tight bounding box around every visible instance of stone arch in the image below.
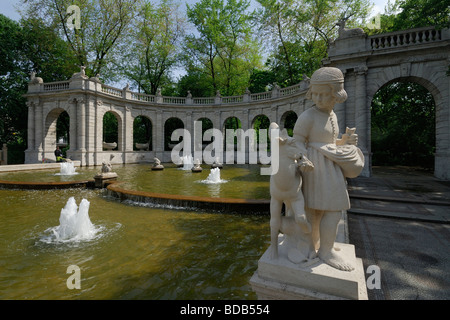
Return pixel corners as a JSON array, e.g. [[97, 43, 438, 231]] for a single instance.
[[44, 108, 69, 160], [194, 117, 214, 150], [102, 110, 123, 151], [222, 116, 242, 150], [133, 115, 153, 151], [164, 117, 184, 151], [280, 110, 298, 136], [368, 73, 445, 177], [251, 114, 270, 150]]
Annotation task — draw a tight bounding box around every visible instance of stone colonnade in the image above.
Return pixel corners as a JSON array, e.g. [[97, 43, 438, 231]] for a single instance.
[[24, 26, 450, 179], [24, 75, 318, 169]]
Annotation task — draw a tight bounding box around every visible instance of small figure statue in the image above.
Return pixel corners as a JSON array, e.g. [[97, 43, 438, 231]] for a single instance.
[[211, 157, 223, 169], [191, 158, 203, 172], [101, 161, 113, 173], [151, 157, 164, 170], [293, 66, 364, 271], [94, 161, 117, 188]]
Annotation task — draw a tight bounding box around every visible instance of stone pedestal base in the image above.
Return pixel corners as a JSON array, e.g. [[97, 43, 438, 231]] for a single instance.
[[250, 239, 368, 300], [94, 172, 118, 188]]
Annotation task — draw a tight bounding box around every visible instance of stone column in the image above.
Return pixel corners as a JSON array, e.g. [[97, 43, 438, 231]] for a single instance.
[[84, 96, 96, 166], [354, 65, 370, 177], [77, 97, 86, 152], [26, 101, 35, 151], [155, 110, 164, 160], [34, 101, 43, 161], [94, 100, 103, 165], [124, 104, 133, 164], [25, 101, 36, 163]]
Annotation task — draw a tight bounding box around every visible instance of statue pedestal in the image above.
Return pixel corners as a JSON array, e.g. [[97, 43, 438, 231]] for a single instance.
[[250, 238, 368, 300], [94, 172, 118, 188]]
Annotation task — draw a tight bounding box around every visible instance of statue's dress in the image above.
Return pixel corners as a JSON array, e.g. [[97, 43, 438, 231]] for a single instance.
[[293, 106, 364, 211]]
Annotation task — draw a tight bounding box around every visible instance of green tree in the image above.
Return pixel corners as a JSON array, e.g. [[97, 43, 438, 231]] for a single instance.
[[184, 0, 262, 96], [21, 0, 139, 78], [116, 0, 185, 95], [256, 0, 371, 87], [0, 14, 78, 163]]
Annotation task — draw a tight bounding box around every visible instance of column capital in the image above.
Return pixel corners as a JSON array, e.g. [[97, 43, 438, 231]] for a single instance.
[[355, 65, 368, 75]]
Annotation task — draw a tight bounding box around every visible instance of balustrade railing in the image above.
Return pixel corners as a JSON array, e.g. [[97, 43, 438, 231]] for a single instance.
[[101, 84, 122, 97], [30, 72, 309, 105], [280, 83, 302, 96], [251, 91, 272, 101], [43, 81, 70, 91], [131, 92, 155, 102], [192, 97, 215, 105], [369, 27, 442, 50]]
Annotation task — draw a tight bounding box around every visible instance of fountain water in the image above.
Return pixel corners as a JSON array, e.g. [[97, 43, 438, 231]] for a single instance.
[[55, 162, 78, 176], [180, 155, 194, 171], [201, 167, 227, 184], [41, 197, 101, 243]]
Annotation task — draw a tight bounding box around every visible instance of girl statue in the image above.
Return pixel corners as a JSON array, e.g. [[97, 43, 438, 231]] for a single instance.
[[293, 67, 364, 271]]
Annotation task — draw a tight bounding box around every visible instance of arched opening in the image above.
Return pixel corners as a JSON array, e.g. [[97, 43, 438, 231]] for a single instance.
[[103, 111, 119, 151], [281, 111, 298, 137], [197, 117, 213, 150], [56, 111, 70, 157], [223, 116, 242, 150], [371, 80, 436, 170], [164, 117, 184, 151], [44, 108, 70, 160], [252, 114, 270, 150], [133, 116, 152, 151]]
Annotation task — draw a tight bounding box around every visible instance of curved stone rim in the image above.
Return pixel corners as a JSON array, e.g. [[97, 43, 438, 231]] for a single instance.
[[0, 178, 270, 214]]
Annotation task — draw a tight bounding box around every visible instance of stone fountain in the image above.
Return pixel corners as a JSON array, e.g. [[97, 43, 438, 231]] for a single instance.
[[94, 161, 118, 188]]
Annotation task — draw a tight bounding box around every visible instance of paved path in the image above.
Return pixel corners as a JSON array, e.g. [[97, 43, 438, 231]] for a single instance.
[[346, 167, 450, 300]]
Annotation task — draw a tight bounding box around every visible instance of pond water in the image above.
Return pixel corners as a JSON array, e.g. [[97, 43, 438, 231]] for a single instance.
[[0, 182, 270, 299], [0, 163, 271, 199]]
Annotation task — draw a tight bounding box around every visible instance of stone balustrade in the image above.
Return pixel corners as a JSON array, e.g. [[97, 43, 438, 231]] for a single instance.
[[29, 75, 309, 106], [369, 26, 444, 50]]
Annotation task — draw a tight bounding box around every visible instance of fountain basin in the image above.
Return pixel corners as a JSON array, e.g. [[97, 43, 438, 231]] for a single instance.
[[107, 182, 269, 214], [135, 143, 149, 150], [0, 163, 270, 213], [103, 142, 117, 150]]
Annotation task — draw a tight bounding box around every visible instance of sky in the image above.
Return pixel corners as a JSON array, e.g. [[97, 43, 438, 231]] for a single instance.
[[1, 0, 391, 22]]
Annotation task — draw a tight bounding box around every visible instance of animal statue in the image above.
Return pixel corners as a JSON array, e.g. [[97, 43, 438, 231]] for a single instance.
[[71, 66, 87, 79], [101, 161, 113, 173], [29, 71, 43, 84], [269, 123, 312, 262], [336, 18, 364, 38]]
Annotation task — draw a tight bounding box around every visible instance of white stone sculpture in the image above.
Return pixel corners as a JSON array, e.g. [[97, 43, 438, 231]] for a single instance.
[[269, 124, 313, 264], [336, 18, 364, 39], [151, 157, 164, 170], [211, 157, 223, 169], [29, 71, 43, 84], [71, 66, 88, 79], [191, 158, 203, 172], [94, 161, 117, 187], [291, 66, 364, 271], [101, 161, 113, 173]]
